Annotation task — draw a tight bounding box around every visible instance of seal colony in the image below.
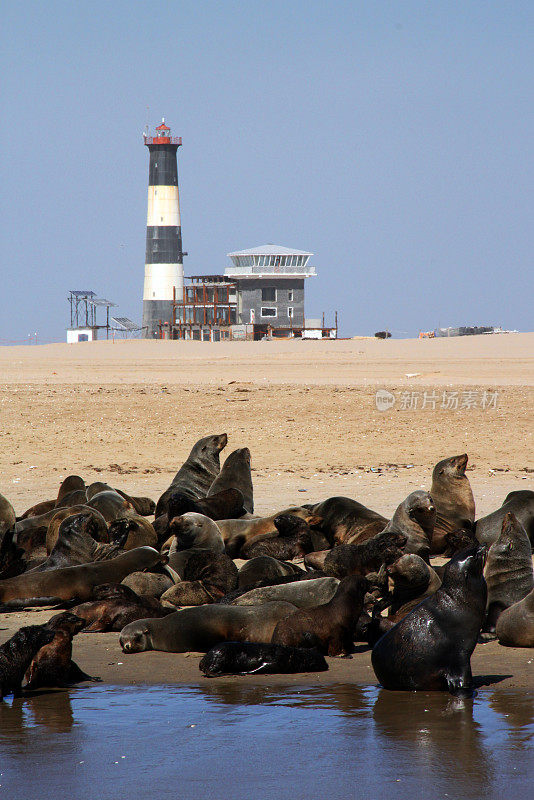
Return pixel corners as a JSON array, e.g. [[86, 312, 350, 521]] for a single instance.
[[0, 437, 533, 699]]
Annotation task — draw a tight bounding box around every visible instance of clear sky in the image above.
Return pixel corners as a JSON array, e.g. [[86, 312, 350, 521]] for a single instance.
[[2, 1, 533, 341]]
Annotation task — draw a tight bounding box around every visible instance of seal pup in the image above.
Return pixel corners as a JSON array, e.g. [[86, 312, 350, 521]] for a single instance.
[[155, 433, 228, 518], [0, 546, 161, 606], [323, 531, 407, 579], [0, 626, 55, 700], [199, 642, 328, 676], [483, 512, 533, 633], [430, 454, 476, 554], [271, 575, 369, 656], [73, 584, 171, 632], [160, 550, 238, 607], [303, 496, 388, 546], [207, 447, 254, 514], [237, 556, 304, 591], [240, 514, 315, 560], [119, 601, 297, 654], [476, 490, 534, 547], [386, 554, 442, 623], [372, 545, 487, 695], [495, 586, 534, 647], [219, 507, 321, 557], [384, 491, 436, 562], [24, 612, 95, 689]]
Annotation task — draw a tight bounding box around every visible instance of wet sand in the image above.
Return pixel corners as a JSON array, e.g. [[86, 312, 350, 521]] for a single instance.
[[0, 335, 532, 690]]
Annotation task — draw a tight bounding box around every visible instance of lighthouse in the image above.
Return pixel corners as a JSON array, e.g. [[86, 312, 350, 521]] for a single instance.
[[142, 119, 184, 337]]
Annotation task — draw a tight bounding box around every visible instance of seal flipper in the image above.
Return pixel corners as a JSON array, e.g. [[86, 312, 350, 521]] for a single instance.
[[0, 596, 64, 610], [243, 661, 271, 674], [445, 668, 475, 698], [67, 661, 101, 684]]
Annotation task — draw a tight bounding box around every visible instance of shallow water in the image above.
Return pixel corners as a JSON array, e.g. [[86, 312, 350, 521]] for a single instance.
[[0, 683, 532, 799]]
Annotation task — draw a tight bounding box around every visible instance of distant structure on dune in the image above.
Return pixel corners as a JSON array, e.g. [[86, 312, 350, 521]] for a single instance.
[[142, 119, 185, 338]]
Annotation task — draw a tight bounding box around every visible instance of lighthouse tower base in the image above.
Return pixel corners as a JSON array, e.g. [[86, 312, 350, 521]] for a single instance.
[[142, 300, 175, 338]]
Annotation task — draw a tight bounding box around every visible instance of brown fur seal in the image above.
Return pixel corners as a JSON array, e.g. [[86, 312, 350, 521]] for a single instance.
[[219, 507, 321, 557], [160, 550, 238, 607], [230, 576, 339, 608], [207, 447, 254, 514], [73, 584, 171, 631], [303, 496, 387, 545], [476, 490, 534, 547], [483, 512, 534, 632], [57, 475, 86, 503], [372, 546, 487, 695], [0, 546, 161, 606], [154, 488, 246, 542], [200, 642, 328, 676], [46, 505, 109, 553], [108, 516, 158, 550], [384, 491, 436, 562], [155, 433, 228, 518], [386, 554, 442, 623], [237, 556, 304, 591], [86, 490, 135, 523], [32, 512, 118, 572], [430, 454, 476, 554], [240, 514, 315, 560], [271, 575, 368, 656], [19, 499, 57, 520], [166, 513, 225, 555], [0, 625, 55, 700], [119, 600, 296, 653], [324, 531, 407, 579], [121, 571, 173, 598], [0, 494, 24, 579], [24, 612, 94, 689], [495, 586, 534, 647]]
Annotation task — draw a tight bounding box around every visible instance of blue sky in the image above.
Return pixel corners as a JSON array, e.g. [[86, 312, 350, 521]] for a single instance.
[[2, 1, 533, 340]]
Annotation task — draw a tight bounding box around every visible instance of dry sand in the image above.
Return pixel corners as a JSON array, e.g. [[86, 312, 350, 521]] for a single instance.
[[0, 334, 533, 688]]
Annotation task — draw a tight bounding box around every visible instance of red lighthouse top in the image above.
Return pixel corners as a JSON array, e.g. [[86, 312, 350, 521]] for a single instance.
[[143, 118, 182, 146]]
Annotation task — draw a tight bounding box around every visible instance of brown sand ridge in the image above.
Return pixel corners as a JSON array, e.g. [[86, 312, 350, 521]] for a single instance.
[[0, 334, 533, 688]]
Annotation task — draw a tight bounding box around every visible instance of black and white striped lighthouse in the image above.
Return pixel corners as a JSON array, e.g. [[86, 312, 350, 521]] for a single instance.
[[142, 119, 184, 337]]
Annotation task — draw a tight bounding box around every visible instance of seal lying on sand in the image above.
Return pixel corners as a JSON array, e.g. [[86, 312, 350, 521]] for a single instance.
[[0, 546, 161, 606], [0, 626, 55, 700], [199, 642, 328, 676], [303, 496, 388, 545], [119, 601, 297, 654], [73, 584, 171, 631], [271, 575, 368, 656], [240, 514, 315, 560], [230, 576, 339, 608], [160, 550, 238, 606], [372, 546, 487, 695]]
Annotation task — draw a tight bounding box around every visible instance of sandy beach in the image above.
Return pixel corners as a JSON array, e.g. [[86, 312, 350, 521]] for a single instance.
[[0, 334, 532, 688]]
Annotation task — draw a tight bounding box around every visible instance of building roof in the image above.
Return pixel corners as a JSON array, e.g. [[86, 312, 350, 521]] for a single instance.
[[227, 244, 313, 257], [156, 121, 170, 131]]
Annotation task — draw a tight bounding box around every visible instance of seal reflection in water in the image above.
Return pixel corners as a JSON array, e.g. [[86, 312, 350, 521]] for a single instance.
[[371, 545, 487, 696], [199, 642, 328, 676]]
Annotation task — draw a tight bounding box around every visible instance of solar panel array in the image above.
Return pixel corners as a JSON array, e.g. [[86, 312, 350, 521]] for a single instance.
[[111, 317, 142, 331]]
